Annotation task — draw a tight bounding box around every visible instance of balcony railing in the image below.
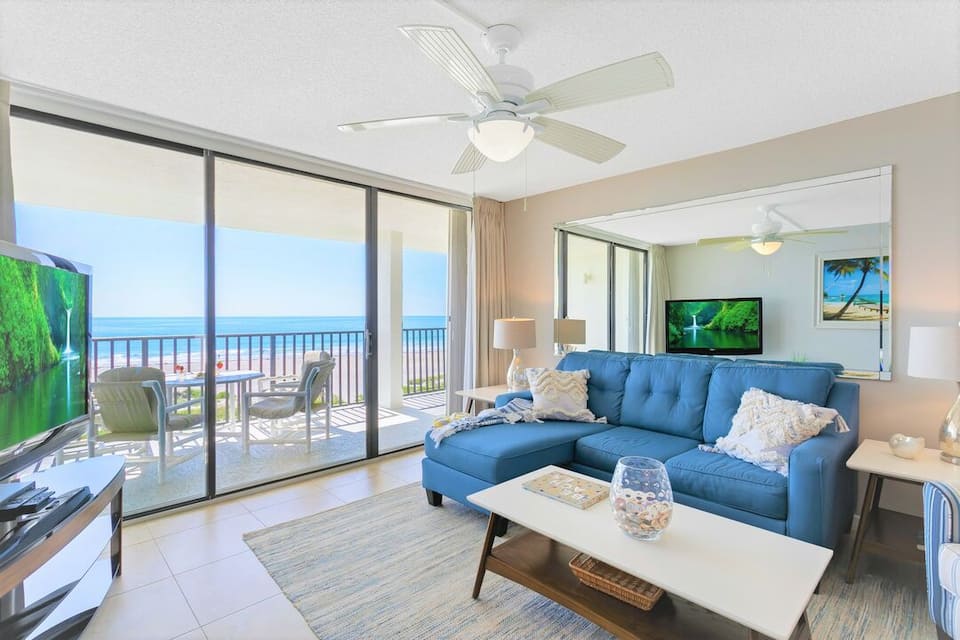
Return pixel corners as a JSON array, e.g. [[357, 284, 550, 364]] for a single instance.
[[91, 327, 446, 407]]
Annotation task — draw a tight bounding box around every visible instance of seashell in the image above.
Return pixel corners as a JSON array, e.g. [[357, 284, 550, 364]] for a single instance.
[[888, 433, 925, 460]]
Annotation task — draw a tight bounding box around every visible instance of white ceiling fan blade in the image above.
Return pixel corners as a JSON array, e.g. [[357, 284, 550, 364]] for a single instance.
[[533, 117, 625, 163], [451, 143, 486, 174], [697, 236, 750, 246], [780, 230, 849, 238], [338, 113, 469, 132], [723, 240, 753, 252], [398, 25, 502, 102], [525, 52, 673, 114]]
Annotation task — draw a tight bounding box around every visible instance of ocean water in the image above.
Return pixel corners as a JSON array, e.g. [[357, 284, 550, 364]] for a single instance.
[[90, 315, 447, 365], [823, 293, 888, 304]]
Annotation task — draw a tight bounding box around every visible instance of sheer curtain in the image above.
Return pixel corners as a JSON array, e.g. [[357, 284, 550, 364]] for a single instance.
[[0, 80, 14, 243], [446, 209, 468, 413], [646, 244, 671, 354], [464, 196, 510, 396]]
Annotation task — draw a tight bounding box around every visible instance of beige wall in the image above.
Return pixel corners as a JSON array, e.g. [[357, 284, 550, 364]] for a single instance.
[[504, 93, 960, 515]]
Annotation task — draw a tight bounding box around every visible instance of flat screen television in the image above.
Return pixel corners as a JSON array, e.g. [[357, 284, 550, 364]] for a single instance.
[[0, 240, 91, 464], [665, 297, 763, 356]]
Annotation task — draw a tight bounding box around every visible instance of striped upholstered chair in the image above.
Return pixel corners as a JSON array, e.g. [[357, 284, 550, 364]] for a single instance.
[[923, 481, 960, 639]]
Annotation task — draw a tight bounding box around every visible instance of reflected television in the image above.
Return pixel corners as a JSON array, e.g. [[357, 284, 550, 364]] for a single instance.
[[0, 240, 91, 456], [665, 297, 762, 356]]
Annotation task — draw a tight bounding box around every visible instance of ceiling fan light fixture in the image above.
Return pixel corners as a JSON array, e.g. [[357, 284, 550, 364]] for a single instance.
[[750, 239, 783, 256], [467, 117, 534, 162]]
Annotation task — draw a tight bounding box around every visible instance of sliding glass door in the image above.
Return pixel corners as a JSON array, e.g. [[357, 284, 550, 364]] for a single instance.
[[375, 193, 451, 454], [559, 231, 648, 352], [10, 115, 208, 515], [7, 110, 467, 516], [214, 157, 367, 491]]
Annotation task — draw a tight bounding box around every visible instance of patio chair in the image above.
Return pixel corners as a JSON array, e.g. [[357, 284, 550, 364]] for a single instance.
[[242, 354, 336, 453], [90, 367, 204, 483]]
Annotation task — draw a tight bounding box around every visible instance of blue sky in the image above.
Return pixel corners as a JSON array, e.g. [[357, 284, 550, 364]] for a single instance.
[[15, 203, 447, 317], [822, 257, 890, 298]]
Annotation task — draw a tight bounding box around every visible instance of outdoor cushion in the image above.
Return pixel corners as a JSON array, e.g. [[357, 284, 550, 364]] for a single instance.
[[619, 356, 717, 439], [556, 351, 636, 424], [423, 421, 613, 484], [702, 361, 835, 443], [665, 448, 788, 520], [574, 426, 700, 472]]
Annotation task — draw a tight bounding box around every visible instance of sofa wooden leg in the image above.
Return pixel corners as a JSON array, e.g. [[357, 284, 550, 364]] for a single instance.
[[425, 490, 443, 507], [493, 517, 509, 537]]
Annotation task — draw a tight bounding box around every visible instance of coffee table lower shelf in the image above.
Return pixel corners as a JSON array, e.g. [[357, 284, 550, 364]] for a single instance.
[[473, 522, 769, 639]]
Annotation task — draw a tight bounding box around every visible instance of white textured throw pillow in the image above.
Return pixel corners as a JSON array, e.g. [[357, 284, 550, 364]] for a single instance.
[[525, 368, 601, 422], [702, 387, 847, 476]]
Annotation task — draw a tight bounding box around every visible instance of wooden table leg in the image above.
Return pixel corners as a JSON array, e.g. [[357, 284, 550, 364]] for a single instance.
[[846, 473, 881, 583], [472, 513, 501, 599], [790, 612, 812, 640]]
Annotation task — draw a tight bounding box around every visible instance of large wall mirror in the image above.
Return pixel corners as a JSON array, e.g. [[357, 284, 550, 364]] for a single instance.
[[558, 166, 893, 380]]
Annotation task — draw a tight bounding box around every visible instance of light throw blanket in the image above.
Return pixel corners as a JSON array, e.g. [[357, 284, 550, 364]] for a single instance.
[[429, 398, 537, 445], [700, 387, 849, 476]]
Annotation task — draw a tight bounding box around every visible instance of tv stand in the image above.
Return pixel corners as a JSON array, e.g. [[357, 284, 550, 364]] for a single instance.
[[0, 456, 124, 640]]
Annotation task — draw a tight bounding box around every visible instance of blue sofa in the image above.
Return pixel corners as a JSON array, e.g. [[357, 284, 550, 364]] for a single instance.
[[422, 351, 860, 549]]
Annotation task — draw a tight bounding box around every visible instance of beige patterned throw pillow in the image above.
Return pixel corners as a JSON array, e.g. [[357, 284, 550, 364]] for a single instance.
[[525, 368, 601, 422], [702, 387, 843, 476]]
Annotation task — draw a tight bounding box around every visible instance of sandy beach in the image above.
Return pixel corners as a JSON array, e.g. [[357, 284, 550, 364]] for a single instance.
[[822, 301, 890, 322]]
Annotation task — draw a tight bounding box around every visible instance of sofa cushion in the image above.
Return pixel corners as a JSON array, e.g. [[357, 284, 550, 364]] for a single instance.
[[619, 356, 718, 439], [665, 448, 788, 520], [557, 351, 637, 424], [575, 427, 700, 472], [423, 421, 613, 484], [702, 361, 835, 443]]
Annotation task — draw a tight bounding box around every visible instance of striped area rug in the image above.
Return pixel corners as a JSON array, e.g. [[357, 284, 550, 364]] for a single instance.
[[243, 483, 934, 639]]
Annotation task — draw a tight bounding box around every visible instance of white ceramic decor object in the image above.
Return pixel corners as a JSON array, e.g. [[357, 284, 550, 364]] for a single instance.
[[888, 433, 926, 460]]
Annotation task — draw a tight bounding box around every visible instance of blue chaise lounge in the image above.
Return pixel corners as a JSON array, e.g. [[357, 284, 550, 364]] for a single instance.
[[422, 351, 859, 549]]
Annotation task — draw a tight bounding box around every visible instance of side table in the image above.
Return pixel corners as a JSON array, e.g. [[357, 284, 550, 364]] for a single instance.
[[455, 384, 510, 413], [845, 439, 960, 583]]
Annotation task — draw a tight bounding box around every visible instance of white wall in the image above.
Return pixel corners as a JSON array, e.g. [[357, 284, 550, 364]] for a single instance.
[[665, 223, 889, 372]]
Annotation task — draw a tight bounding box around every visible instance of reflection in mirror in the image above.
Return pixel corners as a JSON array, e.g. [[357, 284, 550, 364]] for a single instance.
[[559, 166, 892, 380]]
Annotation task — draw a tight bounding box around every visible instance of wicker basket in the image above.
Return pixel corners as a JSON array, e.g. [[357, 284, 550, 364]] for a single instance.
[[568, 553, 664, 611]]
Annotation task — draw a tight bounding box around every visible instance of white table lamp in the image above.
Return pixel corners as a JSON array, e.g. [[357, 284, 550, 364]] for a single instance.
[[554, 318, 586, 356], [908, 326, 960, 464], [494, 318, 536, 391]]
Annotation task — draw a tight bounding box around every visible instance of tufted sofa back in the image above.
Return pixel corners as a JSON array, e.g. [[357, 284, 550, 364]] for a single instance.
[[618, 356, 719, 440], [556, 351, 641, 425]]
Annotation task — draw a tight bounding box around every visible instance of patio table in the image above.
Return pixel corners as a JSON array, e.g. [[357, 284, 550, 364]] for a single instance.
[[165, 369, 265, 424]]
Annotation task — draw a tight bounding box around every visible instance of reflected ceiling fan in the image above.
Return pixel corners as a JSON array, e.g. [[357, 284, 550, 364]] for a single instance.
[[337, 22, 674, 174], [697, 206, 847, 255]]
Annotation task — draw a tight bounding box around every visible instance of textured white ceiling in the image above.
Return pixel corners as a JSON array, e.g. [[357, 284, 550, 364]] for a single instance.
[[1, 0, 957, 202]]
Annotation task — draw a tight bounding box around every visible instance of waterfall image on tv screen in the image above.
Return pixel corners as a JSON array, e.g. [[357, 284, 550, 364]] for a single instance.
[[665, 298, 762, 355], [0, 253, 89, 452]]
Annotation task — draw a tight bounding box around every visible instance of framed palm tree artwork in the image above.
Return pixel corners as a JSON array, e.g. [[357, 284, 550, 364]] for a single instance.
[[816, 249, 891, 328]]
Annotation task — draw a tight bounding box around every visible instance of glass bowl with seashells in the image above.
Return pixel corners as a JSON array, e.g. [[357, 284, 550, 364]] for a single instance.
[[610, 456, 674, 541]]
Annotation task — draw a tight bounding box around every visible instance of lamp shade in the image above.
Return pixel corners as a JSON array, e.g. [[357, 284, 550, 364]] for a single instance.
[[554, 318, 586, 345], [493, 318, 536, 350], [908, 326, 960, 381], [467, 118, 535, 163]]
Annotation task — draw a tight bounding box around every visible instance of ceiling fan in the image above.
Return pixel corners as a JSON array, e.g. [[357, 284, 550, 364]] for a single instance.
[[337, 23, 674, 174], [697, 206, 847, 255]]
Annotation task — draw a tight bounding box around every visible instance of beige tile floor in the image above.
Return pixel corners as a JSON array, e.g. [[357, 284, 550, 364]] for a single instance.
[[81, 447, 425, 640]]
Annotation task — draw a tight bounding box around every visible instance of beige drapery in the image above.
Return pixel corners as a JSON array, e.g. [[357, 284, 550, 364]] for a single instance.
[[467, 196, 510, 389], [0, 80, 14, 243], [445, 208, 469, 413], [646, 244, 671, 354]]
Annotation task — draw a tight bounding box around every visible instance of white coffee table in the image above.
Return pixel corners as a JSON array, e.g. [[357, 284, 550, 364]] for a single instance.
[[468, 466, 832, 640]]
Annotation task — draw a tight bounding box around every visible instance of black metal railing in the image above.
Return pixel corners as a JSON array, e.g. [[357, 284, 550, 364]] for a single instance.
[[91, 327, 446, 407]]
